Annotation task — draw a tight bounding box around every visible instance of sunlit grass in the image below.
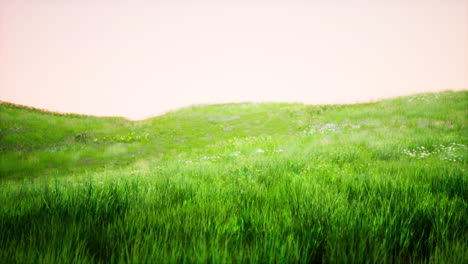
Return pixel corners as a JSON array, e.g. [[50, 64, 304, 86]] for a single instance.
[[0, 91, 467, 263]]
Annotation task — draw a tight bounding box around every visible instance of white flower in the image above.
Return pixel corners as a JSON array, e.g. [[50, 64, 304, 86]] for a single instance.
[[256, 149, 265, 153], [403, 143, 466, 162], [201, 156, 221, 161]]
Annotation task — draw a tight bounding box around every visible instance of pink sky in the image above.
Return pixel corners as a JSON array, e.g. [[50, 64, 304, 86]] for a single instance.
[[1, 0, 467, 120]]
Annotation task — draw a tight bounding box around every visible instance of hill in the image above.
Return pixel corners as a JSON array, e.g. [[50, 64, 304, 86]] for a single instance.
[[0, 91, 467, 263]]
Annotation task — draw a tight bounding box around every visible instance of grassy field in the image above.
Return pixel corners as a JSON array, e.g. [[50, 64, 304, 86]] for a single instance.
[[0, 91, 467, 263]]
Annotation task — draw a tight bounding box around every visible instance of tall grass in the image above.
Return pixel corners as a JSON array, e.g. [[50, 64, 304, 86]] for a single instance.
[[0, 91, 467, 263]]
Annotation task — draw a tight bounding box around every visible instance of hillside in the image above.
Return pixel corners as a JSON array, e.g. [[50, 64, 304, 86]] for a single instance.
[[0, 91, 467, 263], [2, 91, 466, 178]]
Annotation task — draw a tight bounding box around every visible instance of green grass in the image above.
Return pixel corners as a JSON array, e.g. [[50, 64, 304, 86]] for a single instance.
[[0, 91, 467, 263]]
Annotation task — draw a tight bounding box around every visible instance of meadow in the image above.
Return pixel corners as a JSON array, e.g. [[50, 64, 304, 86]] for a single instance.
[[0, 91, 467, 263]]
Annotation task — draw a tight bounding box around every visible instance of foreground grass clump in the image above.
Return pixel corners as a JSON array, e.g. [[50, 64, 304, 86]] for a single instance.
[[0, 91, 467, 263]]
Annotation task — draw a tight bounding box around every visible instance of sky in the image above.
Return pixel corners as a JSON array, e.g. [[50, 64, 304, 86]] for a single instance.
[[1, 0, 467, 120]]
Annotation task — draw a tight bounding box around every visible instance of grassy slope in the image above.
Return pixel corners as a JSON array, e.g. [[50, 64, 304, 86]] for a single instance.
[[0, 91, 467, 263]]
